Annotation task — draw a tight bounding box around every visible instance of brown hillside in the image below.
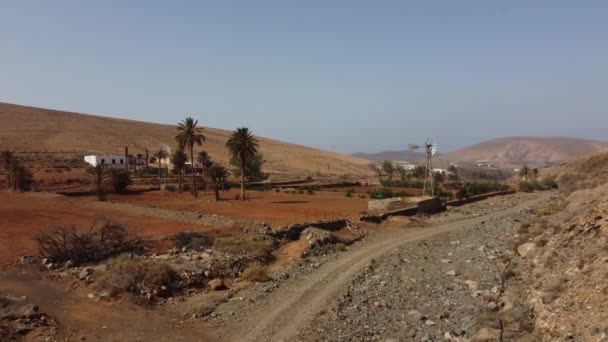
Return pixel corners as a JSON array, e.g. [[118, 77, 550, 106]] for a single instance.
[[0, 102, 372, 177], [435, 137, 608, 168], [541, 149, 608, 193]]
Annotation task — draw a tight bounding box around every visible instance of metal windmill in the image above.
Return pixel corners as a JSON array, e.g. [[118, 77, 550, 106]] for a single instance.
[[409, 138, 438, 197]]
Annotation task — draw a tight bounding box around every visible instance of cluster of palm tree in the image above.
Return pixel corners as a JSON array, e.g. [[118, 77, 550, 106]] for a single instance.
[[519, 165, 539, 181], [173, 118, 260, 201], [1, 150, 33, 192]]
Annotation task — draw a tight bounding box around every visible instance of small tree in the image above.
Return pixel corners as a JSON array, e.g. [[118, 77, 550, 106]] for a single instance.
[[196, 151, 213, 177], [229, 152, 268, 183], [87, 165, 106, 201], [108, 169, 132, 194], [12, 162, 33, 192], [207, 163, 229, 201], [532, 168, 539, 181], [1, 150, 15, 189], [171, 148, 188, 192], [382, 161, 394, 181]]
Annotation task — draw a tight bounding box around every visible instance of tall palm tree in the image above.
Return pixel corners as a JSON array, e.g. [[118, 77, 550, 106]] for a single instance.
[[207, 163, 230, 201], [226, 127, 260, 201], [154, 148, 169, 182], [1, 150, 15, 189], [171, 148, 188, 192], [175, 117, 206, 197], [196, 150, 213, 178], [519, 165, 530, 181]]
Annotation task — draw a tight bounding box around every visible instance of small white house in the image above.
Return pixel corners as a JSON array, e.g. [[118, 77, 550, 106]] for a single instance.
[[84, 155, 127, 169], [433, 168, 447, 174]]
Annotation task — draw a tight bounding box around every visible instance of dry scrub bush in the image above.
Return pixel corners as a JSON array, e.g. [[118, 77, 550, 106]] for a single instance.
[[335, 242, 347, 252], [214, 236, 274, 263], [35, 217, 143, 265], [94, 255, 179, 299], [173, 231, 215, 251], [241, 263, 270, 282]]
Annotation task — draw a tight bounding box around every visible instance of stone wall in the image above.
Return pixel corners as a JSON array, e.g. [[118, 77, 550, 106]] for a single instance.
[[271, 219, 352, 240]]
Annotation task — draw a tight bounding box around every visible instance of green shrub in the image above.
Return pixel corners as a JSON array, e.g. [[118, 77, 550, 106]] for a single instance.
[[164, 184, 177, 192], [457, 181, 509, 199], [519, 181, 535, 193], [241, 263, 270, 282], [541, 178, 558, 189], [345, 188, 355, 197], [368, 188, 394, 199]]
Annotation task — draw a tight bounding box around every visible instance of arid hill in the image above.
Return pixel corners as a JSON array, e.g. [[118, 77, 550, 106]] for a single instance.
[[434, 137, 608, 168], [0, 102, 372, 177], [540, 149, 608, 193]]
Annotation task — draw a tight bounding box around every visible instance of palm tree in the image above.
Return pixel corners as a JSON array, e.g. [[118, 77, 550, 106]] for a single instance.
[[1, 150, 15, 189], [171, 148, 188, 192], [226, 127, 260, 201], [532, 168, 539, 181], [519, 165, 530, 180], [154, 148, 169, 182], [196, 151, 213, 177], [207, 163, 229, 201], [175, 117, 206, 197]]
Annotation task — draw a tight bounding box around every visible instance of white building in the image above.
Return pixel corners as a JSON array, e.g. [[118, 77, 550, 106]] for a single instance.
[[84, 155, 128, 169], [433, 168, 447, 174]]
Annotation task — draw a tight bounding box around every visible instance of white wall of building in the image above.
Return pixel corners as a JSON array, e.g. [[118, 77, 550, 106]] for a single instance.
[[84, 155, 127, 169]]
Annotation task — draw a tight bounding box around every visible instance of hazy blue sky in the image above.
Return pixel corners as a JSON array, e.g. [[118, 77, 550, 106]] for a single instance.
[[1, 1, 607, 153]]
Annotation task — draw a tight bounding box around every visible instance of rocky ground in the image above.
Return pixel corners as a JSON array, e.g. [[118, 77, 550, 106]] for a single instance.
[[210, 192, 548, 341], [298, 194, 542, 341]]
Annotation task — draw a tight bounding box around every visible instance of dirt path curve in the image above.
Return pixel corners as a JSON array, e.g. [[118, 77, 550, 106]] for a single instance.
[[227, 192, 549, 342]]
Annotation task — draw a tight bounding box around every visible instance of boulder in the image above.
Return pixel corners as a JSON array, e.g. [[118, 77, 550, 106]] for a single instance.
[[208, 278, 226, 291], [517, 242, 536, 258]]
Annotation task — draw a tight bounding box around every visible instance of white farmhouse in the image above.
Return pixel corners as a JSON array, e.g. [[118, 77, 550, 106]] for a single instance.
[[84, 155, 127, 169]]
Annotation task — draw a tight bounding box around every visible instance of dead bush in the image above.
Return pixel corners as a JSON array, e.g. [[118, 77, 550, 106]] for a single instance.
[[241, 263, 270, 282], [173, 232, 215, 251], [214, 236, 275, 263], [335, 242, 347, 252], [35, 217, 143, 265], [94, 255, 179, 300]]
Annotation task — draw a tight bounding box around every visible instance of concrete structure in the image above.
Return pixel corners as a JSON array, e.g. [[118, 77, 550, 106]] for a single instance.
[[84, 155, 128, 169]]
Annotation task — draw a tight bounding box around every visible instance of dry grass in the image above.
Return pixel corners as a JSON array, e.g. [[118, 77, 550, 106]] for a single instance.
[[94, 255, 179, 299], [335, 242, 347, 252], [241, 263, 271, 282], [213, 236, 274, 262]]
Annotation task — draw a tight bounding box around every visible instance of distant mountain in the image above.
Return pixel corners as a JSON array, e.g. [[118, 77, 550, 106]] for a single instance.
[[435, 137, 608, 168], [351, 150, 425, 162]]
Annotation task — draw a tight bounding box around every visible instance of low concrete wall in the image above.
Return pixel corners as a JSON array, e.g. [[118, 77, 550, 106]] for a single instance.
[[359, 197, 447, 223], [368, 197, 416, 212], [271, 219, 351, 240], [445, 190, 516, 207]]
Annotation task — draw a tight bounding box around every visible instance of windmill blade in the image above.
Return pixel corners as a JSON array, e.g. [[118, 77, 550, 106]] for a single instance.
[[408, 143, 420, 151]]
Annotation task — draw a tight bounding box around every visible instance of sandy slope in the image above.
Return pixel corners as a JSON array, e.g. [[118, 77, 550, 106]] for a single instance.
[[0, 102, 372, 177]]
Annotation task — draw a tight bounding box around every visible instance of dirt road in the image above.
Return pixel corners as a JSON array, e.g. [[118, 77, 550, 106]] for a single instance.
[[221, 192, 548, 341]]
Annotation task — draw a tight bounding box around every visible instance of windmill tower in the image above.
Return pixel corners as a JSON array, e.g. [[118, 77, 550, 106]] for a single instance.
[[409, 138, 438, 197]]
